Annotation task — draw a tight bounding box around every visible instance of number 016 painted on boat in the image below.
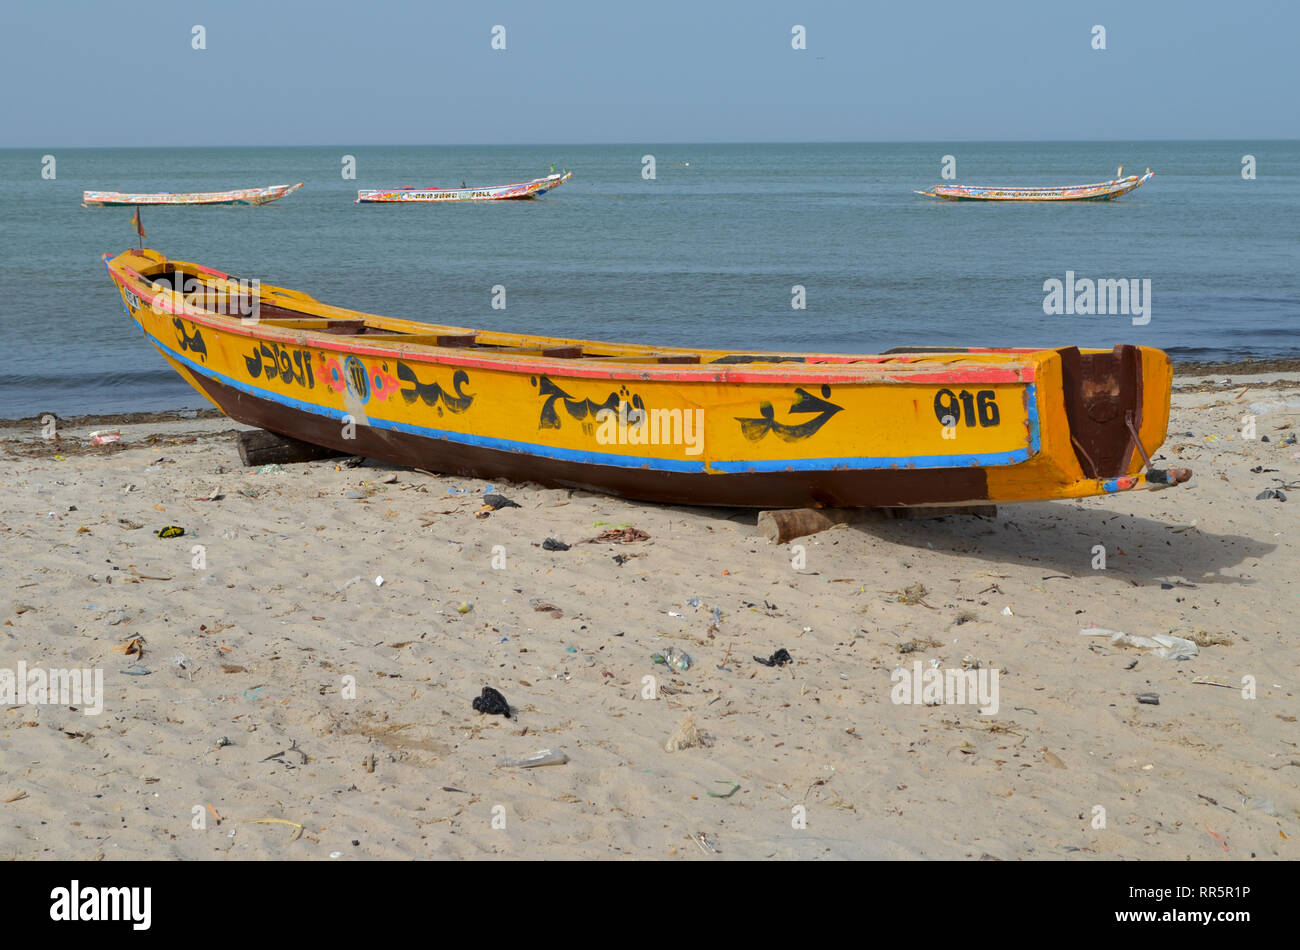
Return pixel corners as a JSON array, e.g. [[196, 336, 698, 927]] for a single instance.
[[934, 389, 1000, 428]]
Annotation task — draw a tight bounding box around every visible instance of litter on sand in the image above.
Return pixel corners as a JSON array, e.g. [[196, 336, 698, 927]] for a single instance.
[[110, 637, 145, 658], [472, 686, 511, 718], [754, 648, 793, 667], [665, 714, 710, 752], [246, 817, 304, 841], [587, 527, 650, 543], [652, 646, 692, 672], [503, 749, 568, 768], [1080, 628, 1198, 659]]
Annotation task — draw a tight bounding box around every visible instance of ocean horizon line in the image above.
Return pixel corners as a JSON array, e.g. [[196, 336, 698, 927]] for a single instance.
[[4, 137, 1299, 151]]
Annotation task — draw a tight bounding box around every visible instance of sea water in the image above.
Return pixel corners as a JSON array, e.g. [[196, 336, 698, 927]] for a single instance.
[[1, 140, 1295, 416]]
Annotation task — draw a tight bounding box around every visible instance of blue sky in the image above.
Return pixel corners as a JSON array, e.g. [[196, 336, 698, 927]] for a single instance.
[[2, 0, 1296, 146]]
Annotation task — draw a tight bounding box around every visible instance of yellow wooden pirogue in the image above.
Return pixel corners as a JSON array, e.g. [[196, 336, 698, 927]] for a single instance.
[[103, 248, 1191, 508]]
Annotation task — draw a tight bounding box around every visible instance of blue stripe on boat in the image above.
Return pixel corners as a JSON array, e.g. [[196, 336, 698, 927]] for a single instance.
[[147, 336, 1040, 475]]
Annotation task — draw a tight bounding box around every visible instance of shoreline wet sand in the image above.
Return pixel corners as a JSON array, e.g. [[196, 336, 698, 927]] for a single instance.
[[1, 368, 1297, 860]]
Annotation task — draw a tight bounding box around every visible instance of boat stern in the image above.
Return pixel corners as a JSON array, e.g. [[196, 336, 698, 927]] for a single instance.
[[986, 344, 1186, 502]]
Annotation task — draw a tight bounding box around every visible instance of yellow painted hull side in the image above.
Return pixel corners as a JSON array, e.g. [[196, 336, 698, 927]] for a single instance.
[[103, 249, 1183, 508]]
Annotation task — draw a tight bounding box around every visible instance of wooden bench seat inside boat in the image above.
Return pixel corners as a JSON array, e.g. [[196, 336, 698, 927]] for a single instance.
[[258, 318, 369, 334], [594, 354, 702, 364]]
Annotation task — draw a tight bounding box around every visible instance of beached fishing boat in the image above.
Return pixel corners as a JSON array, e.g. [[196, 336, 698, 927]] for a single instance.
[[82, 183, 303, 207], [101, 247, 1190, 509], [915, 169, 1153, 202], [356, 171, 571, 203]]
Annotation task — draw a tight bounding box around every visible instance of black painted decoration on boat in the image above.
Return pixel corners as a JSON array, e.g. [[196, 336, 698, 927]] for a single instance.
[[736, 385, 843, 442], [173, 318, 208, 362], [533, 375, 643, 430], [397, 363, 474, 414], [244, 342, 315, 388], [344, 356, 370, 402]]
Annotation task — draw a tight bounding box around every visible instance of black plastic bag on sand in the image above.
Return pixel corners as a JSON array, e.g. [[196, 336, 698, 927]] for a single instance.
[[754, 649, 793, 667], [473, 686, 512, 718]]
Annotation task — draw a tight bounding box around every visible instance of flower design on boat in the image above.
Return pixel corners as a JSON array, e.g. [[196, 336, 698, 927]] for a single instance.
[[319, 354, 346, 393], [370, 362, 399, 402]]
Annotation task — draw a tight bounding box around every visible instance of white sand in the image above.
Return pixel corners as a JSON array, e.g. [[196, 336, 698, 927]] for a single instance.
[[1, 375, 1296, 860]]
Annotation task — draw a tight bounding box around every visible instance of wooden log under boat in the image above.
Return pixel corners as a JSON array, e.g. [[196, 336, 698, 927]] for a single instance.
[[236, 428, 347, 467], [757, 505, 998, 544], [101, 247, 1191, 510]]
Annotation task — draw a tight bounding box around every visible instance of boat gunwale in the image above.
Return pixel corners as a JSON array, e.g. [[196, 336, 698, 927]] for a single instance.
[[935, 174, 1144, 192], [106, 250, 1045, 386]]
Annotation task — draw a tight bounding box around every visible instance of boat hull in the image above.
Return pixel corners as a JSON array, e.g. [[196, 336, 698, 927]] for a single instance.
[[356, 172, 571, 203], [83, 183, 303, 207], [103, 249, 1184, 509], [183, 366, 1004, 507], [916, 171, 1153, 202]]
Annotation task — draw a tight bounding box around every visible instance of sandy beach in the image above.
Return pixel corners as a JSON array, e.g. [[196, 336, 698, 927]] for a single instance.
[[1, 370, 1296, 861]]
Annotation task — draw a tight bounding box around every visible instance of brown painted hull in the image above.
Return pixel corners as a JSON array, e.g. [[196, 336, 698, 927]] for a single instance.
[[193, 371, 989, 508]]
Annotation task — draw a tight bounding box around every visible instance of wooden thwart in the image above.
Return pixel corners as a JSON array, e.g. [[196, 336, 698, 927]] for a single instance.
[[758, 505, 997, 544], [237, 429, 346, 467]]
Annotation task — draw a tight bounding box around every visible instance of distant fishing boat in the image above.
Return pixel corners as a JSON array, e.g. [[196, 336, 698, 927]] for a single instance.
[[101, 247, 1192, 510], [915, 168, 1153, 202], [356, 171, 572, 203], [82, 183, 303, 208]]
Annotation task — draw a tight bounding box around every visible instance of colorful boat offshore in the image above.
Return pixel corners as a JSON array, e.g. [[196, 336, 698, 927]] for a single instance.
[[915, 169, 1153, 202], [356, 171, 572, 203], [83, 183, 303, 207], [101, 248, 1191, 509]]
